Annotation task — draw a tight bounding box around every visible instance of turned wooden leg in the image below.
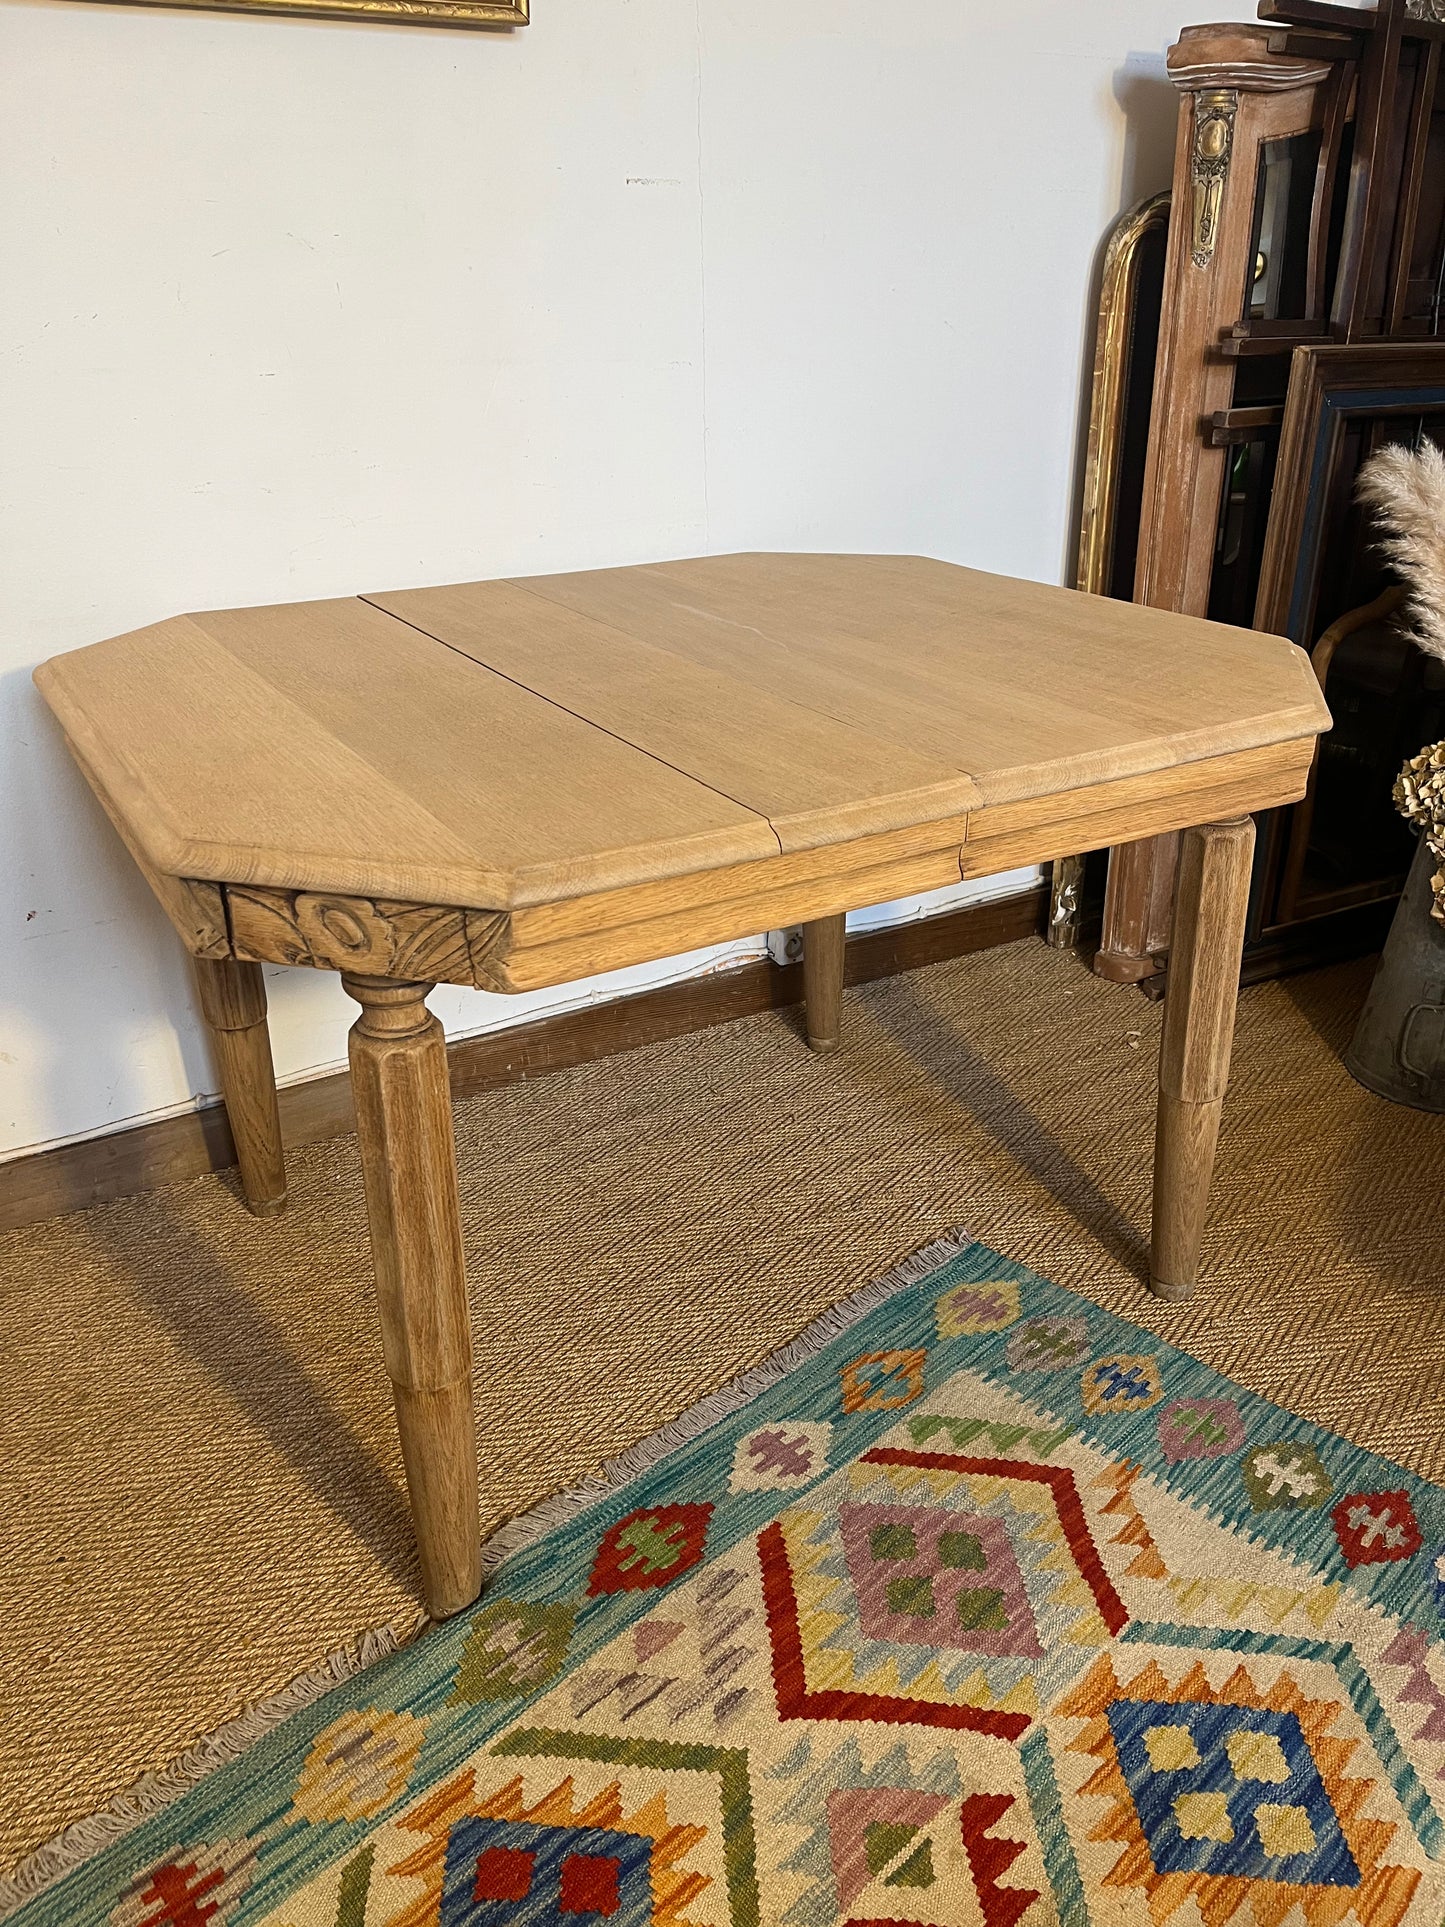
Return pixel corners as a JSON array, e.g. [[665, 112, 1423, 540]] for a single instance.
[[343, 974, 480, 1619], [803, 914, 846, 1054], [1149, 817, 1255, 1302], [193, 957, 287, 1217]]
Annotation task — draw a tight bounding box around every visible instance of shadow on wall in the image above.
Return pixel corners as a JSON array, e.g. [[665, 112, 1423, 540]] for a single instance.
[[1114, 51, 1184, 213], [1060, 50, 1179, 591]]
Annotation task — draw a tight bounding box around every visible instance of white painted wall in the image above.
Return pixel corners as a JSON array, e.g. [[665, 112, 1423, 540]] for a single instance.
[[0, 0, 1257, 1162]]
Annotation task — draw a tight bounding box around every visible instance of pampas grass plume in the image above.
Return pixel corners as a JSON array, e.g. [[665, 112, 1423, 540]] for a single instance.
[[1356, 439, 1445, 665]]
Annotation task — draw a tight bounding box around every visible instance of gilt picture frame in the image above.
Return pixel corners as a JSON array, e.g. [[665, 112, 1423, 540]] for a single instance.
[[78, 0, 526, 28]]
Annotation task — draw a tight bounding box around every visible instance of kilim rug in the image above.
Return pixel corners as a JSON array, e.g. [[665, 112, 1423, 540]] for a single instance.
[[6, 1231, 1445, 1927]]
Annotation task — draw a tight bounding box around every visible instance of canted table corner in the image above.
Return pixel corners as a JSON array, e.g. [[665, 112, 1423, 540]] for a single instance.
[[34, 553, 1330, 1619]]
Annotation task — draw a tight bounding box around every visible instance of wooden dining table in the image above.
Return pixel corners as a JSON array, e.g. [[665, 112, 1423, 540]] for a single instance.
[[35, 552, 1330, 1620]]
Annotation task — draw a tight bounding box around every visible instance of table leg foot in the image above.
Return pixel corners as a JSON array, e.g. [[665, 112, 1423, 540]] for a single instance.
[[344, 973, 481, 1620], [1151, 1097, 1224, 1300], [193, 957, 287, 1216], [803, 914, 846, 1054], [1148, 817, 1254, 1302], [394, 1382, 482, 1621]]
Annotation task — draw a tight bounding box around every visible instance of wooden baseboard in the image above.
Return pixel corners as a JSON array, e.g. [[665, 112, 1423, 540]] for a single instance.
[[0, 887, 1047, 1233]]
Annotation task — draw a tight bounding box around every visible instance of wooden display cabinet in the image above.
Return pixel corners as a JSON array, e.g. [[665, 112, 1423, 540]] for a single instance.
[[1094, 0, 1445, 986]]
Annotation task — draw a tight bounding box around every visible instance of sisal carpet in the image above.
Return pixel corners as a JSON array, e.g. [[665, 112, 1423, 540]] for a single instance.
[[2, 938, 1444, 1882], [7, 1230, 1445, 1926]]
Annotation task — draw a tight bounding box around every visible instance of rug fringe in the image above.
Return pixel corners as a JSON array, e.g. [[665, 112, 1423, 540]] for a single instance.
[[0, 1620, 422, 1919], [0, 1227, 970, 1919]]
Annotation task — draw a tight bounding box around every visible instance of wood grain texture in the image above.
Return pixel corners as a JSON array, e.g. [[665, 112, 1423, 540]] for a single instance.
[[49, 720, 232, 960], [366, 579, 981, 853], [34, 555, 1328, 961], [483, 743, 1313, 995], [962, 739, 1314, 879], [802, 915, 846, 1054], [1138, 43, 1330, 617], [1167, 22, 1336, 90], [36, 601, 777, 912], [1150, 817, 1257, 1300], [1152, 1099, 1231, 1302], [496, 842, 970, 993], [1094, 837, 1181, 983], [344, 976, 480, 1619], [191, 958, 286, 1217], [228, 886, 508, 988], [1098, 34, 1331, 988], [513, 554, 1328, 805]]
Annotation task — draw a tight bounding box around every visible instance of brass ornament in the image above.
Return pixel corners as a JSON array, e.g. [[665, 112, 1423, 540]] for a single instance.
[[1407, 0, 1445, 19], [1190, 90, 1239, 270]]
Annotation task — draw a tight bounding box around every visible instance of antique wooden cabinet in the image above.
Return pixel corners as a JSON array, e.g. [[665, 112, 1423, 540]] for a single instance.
[[1095, 0, 1445, 986]]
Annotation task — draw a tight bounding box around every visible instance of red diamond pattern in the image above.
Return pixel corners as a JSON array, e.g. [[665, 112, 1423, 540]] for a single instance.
[[1331, 1490, 1423, 1569]]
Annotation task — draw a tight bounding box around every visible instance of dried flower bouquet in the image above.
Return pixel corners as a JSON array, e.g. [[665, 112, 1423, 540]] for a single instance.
[[1356, 441, 1445, 924]]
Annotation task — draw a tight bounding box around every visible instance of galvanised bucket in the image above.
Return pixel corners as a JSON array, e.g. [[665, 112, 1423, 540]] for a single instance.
[[1346, 830, 1445, 1111]]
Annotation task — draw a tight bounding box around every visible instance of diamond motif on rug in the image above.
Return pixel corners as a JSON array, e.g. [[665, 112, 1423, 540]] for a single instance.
[[837, 1501, 1043, 1657], [1157, 1396, 1245, 1462], [729, 1422, 833, 1494], [1105, 1698, 1357, 1882], [444, 1814, 652, 1922], [760, 1732, 1045, 1927], [1242, 1441, 1333, 1512], [450, 1599, 576, 1706], [934, 1279, 1021, 1338], [109, 1840, 258, 1927], [1056, 1651, 1426, 1927], [588, 1506, 713, 1597], [1081, 1352, 1162, 1415], [1005, 1316, 1089, 1374], [383, 1760, 719, 1927], [27, 1235, 1445, 1927], [757, 1446, 1126, 1740], [1332, 1490, 1423, 1568], [291, 1708, 427, 1823], [840, 1349, 928, 1414]]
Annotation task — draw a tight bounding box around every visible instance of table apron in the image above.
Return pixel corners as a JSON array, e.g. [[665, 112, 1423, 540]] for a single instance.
[[200, 737, 1317, 995]]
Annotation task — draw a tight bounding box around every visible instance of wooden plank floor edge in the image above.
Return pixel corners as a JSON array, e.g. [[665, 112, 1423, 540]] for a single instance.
[[0, 888, 1046, 1233]]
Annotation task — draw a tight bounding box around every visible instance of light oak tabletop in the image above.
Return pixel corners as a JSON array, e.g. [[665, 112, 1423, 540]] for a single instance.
[[31, 550, 1336, 1619], [36, 552, 1329, 915]]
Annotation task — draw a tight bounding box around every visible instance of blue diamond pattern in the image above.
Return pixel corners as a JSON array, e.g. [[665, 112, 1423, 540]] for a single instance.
[[1105, 1699, 1360, 1887], [441, 1815, 655, 1924]]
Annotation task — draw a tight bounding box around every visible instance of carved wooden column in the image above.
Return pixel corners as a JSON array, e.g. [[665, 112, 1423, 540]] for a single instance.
[[1149, 817, 1256, 1300], [193, 956, 287, 1217], [344, 974, 481, 1619], [1096, 26, 1336, 985]]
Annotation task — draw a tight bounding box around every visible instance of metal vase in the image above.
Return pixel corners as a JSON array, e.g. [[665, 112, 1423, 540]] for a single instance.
[[1346, 830, 1445, 1111]]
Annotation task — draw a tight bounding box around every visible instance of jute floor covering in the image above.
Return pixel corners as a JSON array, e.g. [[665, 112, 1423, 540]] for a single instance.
[[2, 937, 1443, 1879]]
